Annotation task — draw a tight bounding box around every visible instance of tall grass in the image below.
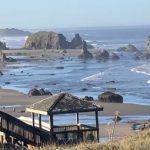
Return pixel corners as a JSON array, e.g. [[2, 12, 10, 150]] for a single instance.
[[39, 129, 150, 150]]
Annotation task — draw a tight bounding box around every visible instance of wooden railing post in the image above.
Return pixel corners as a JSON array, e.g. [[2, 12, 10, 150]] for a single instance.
[[95, 110, 99, 142]]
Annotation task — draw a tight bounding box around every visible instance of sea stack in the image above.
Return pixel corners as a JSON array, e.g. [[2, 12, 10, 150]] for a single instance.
[[78, 40, 93, 59]]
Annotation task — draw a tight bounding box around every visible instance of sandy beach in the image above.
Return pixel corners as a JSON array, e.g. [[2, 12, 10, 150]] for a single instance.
[[0, 49, 150, 140], [0, 88, 149, 139], [0, 89, 150, 116]]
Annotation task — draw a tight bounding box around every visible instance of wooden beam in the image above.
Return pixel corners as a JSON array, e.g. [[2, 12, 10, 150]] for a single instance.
[[53, 128, 97, 134], [26, 108, 47, 115], [50, 107, 103, 115], [49, 115, 53, 132]]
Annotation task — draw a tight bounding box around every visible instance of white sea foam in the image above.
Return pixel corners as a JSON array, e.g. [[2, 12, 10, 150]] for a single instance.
[[81, 72, 104, 81], [0, 36, 27, 48], [130, 64, 150, 76], [147, 80, 150, 84]]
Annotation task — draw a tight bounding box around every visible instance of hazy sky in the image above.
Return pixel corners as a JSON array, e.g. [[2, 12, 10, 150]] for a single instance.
[[1, 0, 150, 29]]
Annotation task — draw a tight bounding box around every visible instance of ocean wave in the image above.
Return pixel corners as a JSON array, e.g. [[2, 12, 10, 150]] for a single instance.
[[130, 64, 150, 76], [147, 80, 150, 84], [81, 72, 104, 81]]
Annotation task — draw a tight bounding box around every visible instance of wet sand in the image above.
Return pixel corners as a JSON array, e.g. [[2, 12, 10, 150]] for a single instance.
[[0, 89, 150, 116]]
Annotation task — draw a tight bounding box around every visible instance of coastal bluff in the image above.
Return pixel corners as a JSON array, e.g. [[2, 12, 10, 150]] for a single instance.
[[0, 28, 30, 37], [24, 31, 93, 49]]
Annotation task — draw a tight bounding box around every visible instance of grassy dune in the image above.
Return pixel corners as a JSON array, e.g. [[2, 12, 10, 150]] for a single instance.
[[39, 129, 150, 150]]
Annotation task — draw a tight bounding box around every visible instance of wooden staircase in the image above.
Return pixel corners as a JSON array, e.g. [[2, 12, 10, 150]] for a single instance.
[[0, 110, 50, 147]]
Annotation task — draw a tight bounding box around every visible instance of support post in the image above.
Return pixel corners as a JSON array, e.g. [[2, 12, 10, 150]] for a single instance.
[[95, 110, 99, 142], [76, 112, 81, 142], [76, 112, 79, 124], [38, 114, 42, 129], [31, 113, 35, 127], [31, 112, 36, 144], [49, 115, 54, 143]]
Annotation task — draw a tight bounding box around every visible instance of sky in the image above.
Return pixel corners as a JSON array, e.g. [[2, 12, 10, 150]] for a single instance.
[[1, 0, 150, 29]]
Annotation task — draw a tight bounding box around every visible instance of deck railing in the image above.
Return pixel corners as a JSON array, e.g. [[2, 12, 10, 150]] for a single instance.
[[0, 111, 50, 146]]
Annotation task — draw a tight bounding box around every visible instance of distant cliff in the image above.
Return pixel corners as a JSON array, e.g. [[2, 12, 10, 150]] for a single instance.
[[24, 31, 93, 49], [0, 28, 31, 37]]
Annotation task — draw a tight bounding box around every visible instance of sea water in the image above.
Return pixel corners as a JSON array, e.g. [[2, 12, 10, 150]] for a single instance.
[[1, 26, 150, 106]]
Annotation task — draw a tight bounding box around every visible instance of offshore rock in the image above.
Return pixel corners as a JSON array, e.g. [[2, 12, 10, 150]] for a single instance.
[[70, 33, 82, 49], [24, 31, 69, 49], [28, 88, 52, 96], [83, 96, 94, 101], [78, 40, 93, 59], [109, 52, 120, 60], [98, 91, 123, 103], [117, 44, 139, 52], [24, 31, 93, 50], [95, 50, 109, 60]]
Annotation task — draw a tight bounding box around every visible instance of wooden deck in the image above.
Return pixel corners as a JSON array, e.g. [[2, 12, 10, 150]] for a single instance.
[[0, 111, 50, 147]]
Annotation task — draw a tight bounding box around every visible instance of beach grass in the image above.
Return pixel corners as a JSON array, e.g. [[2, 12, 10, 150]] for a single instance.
[[38, 128, 150, 150]]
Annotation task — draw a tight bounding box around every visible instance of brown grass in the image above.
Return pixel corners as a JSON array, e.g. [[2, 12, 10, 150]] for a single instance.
[[38, 129, 150, 150]]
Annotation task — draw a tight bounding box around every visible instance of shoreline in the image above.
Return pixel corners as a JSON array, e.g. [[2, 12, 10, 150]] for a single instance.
[[0, 88, 150, 116], [0, 88, 149, 139]]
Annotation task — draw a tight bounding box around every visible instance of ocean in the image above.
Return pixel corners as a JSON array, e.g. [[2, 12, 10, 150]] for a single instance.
[[1, 26, 150, 106]]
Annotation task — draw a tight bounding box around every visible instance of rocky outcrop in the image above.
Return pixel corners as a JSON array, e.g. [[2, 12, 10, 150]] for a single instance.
[[0, 71, 3, 75], [83, 96, 94, 101], [109, 52, 120, 60], [70, 34, 82, 49], [24, 31, 69, 49], [0, 41, 8, 50], [95, 50, 109, 60], [24, 31, 93, 50], [98, 91, 123, 103], [95, 50, 119, 60], [28, 88, 52, 96], [117, 44, 139, 52], [78, 40, 93, 59]]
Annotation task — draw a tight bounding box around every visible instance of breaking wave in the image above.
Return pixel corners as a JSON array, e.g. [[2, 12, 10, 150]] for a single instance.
[[130, 64, 150, 76], [81, 72, 104, 81]]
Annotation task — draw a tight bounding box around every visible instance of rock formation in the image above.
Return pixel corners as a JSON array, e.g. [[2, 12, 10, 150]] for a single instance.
[[28, 88, 52, 96], [0, 41, 8, 50], [83, 96, 94, 101], [24, 31, 69, 49], [70, 33, 82, 49], [98, 91, 123, 103], [24, 31, 93, 50], [95, 50, 119, 60], [95, 50, 109, 60], [109, 52, 120, 60], [117, 44, 139, 52], [78, 40, 93, 59]]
